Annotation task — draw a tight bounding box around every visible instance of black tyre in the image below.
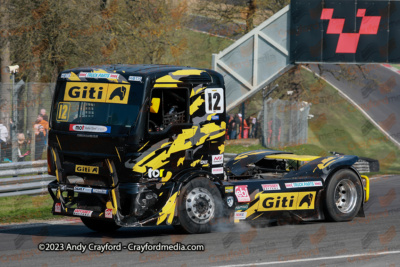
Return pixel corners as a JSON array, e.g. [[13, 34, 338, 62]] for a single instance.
[[324, 169, 363, 222], [176, 177, 223, 234], [81, 217, 121, 233]]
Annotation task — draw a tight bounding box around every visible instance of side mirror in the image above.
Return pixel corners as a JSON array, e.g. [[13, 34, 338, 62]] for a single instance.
[[150, 98, 160, 113]]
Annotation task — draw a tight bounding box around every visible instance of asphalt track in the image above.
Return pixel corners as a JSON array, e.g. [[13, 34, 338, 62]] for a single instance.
[[0, 175, 399, 266], [309, 64, 400, 145]]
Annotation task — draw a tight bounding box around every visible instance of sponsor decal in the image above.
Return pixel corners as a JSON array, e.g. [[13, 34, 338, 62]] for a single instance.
[[60, 73, 71, 79], [75, 165, 99, 174], [225, 186, 234, 193], [235, 185, 250, 202], [74, 186, 92, 194], [211, 115, 219, 120], [69, 124, 111, 133], [234, 212, 247, 220], [128, 76, 142, 82], [235, 204, 249, 211], [92, 189, 108, 194], [226, 196, 234, 207], [262, 183, 281, 191], [200, 160, 208, 165], [105, 209, 113, 219], [258, 192, 316, 211], [73, 209, 93, 217], [55, 203, 61, 213], [212, 167, 224, 175], [79, 72, 120, 79], [148, 168, 164, 179], [212, 154, 224, 165], [64, 82, 130, 104], [205, 88, 224, 114], [285, 181, 322, 188], [320, 8, 381, 54]]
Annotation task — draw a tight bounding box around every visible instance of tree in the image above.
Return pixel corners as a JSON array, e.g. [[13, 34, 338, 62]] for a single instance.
[[106, 0, 188, 65], [0, 0, 12, 125], [192, 0, 290, 38]]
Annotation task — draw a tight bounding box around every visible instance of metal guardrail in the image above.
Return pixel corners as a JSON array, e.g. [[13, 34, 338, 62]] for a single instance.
[[0, 160, 53, 197], [0, 154, 373, 197]]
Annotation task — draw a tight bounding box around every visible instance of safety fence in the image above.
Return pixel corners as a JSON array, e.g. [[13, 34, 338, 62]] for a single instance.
[[263, 98, 311, 147], [0, 160, 51, 197]]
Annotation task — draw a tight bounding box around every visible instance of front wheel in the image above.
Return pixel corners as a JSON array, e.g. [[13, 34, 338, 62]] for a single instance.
[[81, 217, 121, 233], [176, 177, 223, 234], [324, 169, 363, 222]]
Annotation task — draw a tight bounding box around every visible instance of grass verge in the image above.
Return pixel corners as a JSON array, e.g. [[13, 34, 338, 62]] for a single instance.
[[0, 194, 57, 224]]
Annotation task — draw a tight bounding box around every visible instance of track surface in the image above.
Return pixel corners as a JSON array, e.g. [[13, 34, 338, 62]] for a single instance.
[[0, 175, 399, 266], [309, 64, 400, 145]]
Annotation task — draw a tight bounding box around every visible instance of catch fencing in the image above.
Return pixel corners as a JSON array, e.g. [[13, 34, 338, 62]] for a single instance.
[[0, 82, 54, 162], [262, 98, 311, 148]]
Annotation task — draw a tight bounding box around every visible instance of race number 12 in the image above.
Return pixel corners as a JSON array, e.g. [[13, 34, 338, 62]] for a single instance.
[[56, 102, 70, 122], [205, 88, 224, 114]]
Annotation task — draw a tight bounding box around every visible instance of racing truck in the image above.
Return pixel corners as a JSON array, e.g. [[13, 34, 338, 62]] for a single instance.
[[47, 64, 369, 233]]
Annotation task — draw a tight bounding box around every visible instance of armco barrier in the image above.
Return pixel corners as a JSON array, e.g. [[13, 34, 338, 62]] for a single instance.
[[0, 160, 53, 197]]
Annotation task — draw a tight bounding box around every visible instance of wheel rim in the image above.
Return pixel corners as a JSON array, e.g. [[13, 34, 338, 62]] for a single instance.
[[334, 179, 357, 213], [185, 187, 215, 224]]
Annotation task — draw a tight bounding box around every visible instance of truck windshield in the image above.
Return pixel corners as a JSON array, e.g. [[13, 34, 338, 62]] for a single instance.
[[51, 81, 144, 134]]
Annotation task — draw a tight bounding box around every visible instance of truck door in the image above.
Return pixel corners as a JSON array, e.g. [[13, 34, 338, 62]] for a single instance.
[[145, 87, 194, 181]]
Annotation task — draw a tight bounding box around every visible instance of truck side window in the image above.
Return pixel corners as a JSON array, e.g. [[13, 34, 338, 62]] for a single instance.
[[148, 88, 189, 132]]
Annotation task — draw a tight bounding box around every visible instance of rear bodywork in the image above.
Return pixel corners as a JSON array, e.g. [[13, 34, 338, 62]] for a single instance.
[[224, 150, 369, 223]]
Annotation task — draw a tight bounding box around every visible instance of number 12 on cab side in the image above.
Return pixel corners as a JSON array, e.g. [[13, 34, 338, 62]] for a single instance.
[[205, 88, 224, 114]]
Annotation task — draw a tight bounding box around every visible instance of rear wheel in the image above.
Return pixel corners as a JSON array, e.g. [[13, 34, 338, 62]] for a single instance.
[[325, 169, 363, 222], [81, 217, 121, 233], [176, 177, 223, 234]]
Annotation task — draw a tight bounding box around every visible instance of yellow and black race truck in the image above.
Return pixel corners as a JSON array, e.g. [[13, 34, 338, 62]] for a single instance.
[[47, 64, 369, 233]]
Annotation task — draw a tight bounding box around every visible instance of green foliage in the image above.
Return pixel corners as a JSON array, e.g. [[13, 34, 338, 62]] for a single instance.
[[0, 194, 57, 224]]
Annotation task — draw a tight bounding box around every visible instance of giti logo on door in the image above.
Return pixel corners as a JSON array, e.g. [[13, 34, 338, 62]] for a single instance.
[[64, 82, 130, 104], [258, 192, 316, 211], [75, 165, 99, 174]]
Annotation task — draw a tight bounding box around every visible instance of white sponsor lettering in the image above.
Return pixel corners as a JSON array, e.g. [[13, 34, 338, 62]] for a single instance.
[[92, 189, 108, 194], [71, 125, 110, 133], [73, 209, 93, 217], [148, 168, 164, 178], [79, 72, 119, 79], [212, 154, 224, 165], [55, 203, 61, 213], [105, 209, 113, 219], [262, 184, 281, 191], [235, 185, 250, 202], [212, 167, 224, 174], [74, 186, 92, 193], [285, 181, 323, 188], [128, 76, 142, 82], [234, 212, 247, 220]]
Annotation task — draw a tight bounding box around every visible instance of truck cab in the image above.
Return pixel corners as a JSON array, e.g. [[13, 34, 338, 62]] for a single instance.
[[48, 64, 227, 233]]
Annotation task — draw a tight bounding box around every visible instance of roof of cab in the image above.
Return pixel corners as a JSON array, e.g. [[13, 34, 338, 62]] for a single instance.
[[61, 64, 217, 76]]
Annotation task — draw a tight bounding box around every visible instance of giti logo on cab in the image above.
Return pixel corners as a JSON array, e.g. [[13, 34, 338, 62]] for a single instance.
[[75, 165, 99, 174], [64, 82, 130, 104], [258, 192, 316, 211]]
